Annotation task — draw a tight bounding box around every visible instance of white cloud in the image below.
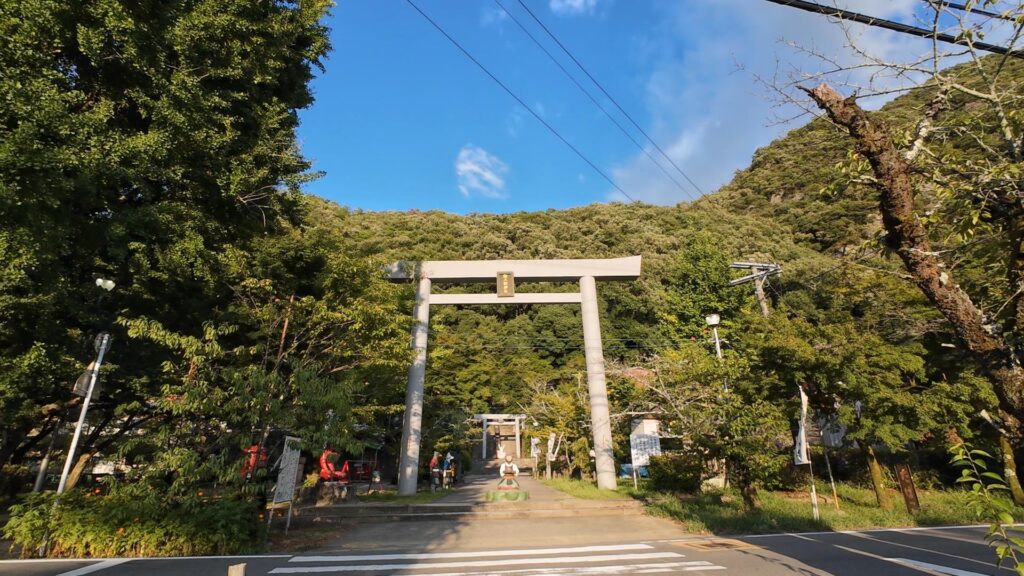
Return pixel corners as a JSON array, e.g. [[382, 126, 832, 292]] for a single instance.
[[480, 5, 508, 26], [456, 145, 510, 199], [607, 0, 948, 205], [550, 0, 598, 16], [506, 107, 526, 138]]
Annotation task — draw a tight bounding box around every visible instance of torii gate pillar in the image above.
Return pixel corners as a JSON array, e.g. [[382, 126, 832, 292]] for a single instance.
[[397, 277, 430, 497], [579, 275, 614, 489], [389, 257, 641, 494]]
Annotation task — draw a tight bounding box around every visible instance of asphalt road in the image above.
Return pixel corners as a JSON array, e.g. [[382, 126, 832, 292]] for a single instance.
[[0, 525, 1010, 576]]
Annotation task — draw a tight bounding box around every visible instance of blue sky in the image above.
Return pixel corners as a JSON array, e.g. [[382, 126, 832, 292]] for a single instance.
[[295, 0, 1011, 214]]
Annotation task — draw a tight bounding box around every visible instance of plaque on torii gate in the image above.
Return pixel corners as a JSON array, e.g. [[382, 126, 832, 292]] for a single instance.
[[388, 256, 642, 494]]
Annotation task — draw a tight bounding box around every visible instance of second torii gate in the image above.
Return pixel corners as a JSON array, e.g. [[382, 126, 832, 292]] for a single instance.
[[388, 256, 641, 495]]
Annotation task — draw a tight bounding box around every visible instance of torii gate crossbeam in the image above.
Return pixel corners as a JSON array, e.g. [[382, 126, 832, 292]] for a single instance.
[[388, 256, 641, 494]]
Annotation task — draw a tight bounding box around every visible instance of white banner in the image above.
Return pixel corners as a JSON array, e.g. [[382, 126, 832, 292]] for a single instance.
[[794, 387, 810, 466], [273, 436, 302, 504]]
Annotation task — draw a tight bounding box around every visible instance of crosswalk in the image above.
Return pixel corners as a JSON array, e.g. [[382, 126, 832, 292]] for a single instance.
[[271, 543, 726, 575]]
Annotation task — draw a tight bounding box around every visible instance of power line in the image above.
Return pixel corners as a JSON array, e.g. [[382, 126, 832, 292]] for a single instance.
[[927, 1, 1019, 22], [764, 0, 1024, 58], [800, 250, 880, 286], [515, 0, 706, 197], [404, 0, 636, 201], [492, 0, 698, 202]]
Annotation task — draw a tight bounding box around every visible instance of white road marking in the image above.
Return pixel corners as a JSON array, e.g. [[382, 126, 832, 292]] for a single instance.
[[56, 560, 130, 576], [291, 543, 654, 562], [0, 554, 291, 564], [898, 529, 986, 545], [846, 531, 1000, 569], [269, 552, 685, 573], [425, 561, 724, 576], [742, 524, 1001, 539], [886, 557, 989, 576], [788, 534, 949, 574], [278, 560, 722, 576]]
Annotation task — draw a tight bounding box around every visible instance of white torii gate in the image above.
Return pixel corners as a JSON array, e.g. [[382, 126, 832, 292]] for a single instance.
[[474, 413, 527, 459], [388, 256, 642, 494]]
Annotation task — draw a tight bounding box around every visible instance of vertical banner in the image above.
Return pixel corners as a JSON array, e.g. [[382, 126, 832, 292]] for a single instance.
[[794, 386, 810, 466], [273, 436, 302, 504]]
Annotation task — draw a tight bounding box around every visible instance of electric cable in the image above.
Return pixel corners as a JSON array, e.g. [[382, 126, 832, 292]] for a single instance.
[[493, 0, 699, 202], [926, 1, 1019, 22], [404, 0, 636, 201], [764, 0, 1024, 58], [515, 0, 707, 196]]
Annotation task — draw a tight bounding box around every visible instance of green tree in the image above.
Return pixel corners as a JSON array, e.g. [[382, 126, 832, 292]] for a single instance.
[[0, 0, 333, 483], [796, 6, 1024, 484]]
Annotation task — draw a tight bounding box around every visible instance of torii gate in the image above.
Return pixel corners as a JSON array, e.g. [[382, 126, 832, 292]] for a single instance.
[[388, 256, 642, 494]]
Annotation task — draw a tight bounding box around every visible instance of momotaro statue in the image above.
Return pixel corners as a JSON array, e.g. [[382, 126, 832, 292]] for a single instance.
[[497, 455, 520, 491]]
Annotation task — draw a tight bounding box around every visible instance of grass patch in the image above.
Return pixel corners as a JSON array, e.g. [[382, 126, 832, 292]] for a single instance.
[[542, 477, 642, 500], [541, 477, 1016, 535], [640, 481, 1019, 535], [357, 490, 450, 504]]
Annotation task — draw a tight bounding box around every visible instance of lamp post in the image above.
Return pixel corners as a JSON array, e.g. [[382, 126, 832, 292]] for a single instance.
[[705, 314, 723, 360], [56, 278, 115, 494], [706, 313, 727, 393]]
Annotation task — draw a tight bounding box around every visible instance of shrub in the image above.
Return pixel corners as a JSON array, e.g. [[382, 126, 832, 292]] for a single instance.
[[3, 484, 264, 558], [648, 453, 705, 493]]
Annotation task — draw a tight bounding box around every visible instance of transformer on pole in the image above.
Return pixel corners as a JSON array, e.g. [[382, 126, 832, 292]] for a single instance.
[[729, 262, 781, 318]]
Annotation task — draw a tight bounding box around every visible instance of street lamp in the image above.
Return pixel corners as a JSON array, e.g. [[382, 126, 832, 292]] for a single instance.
[[56, 278, 115, 494], [705, 314, 723, 360], [706, 314, 727, 393]]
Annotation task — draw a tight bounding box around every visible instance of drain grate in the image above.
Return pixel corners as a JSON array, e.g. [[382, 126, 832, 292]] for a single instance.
[[677, 538, 756, 551]]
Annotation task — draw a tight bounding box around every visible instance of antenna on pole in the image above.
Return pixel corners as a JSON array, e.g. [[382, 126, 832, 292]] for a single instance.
[[729, 262, 781, 318]]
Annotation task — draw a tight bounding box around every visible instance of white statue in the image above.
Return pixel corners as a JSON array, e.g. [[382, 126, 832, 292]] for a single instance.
[[497, 455, 520, 491]]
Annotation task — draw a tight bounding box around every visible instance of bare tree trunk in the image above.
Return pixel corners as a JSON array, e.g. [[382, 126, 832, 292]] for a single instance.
[[865, 445, 890, 509], [801, 84, 1024, 429], [741, 483, 763, 511], [1009, 221, 1024, 363], [65, 450, 94, 490], [999, 433, 1024, 506]]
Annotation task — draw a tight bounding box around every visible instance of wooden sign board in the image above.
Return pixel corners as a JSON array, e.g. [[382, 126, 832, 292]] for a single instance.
[[497, 272, 515, 297]]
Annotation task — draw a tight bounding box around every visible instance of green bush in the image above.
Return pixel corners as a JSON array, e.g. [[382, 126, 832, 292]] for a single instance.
[[3, 485, 264, 558], [648, 453, 705, 493]]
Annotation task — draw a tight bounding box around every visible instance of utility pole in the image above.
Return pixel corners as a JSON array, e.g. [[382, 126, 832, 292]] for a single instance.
[[729, 262, 781, 318]]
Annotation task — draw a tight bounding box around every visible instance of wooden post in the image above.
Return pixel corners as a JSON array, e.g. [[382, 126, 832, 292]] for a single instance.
[[228, 563, 246, 576], [823, 448, 840, 511], [894, 463, 921, 513]]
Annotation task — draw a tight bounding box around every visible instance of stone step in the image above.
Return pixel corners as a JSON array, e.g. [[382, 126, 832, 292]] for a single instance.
[[293, 499, 643, 524]]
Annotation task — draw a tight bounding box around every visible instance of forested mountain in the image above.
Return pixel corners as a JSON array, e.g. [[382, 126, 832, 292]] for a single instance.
[[302, 55, 1023, 493], [306, 200, 824, 433]]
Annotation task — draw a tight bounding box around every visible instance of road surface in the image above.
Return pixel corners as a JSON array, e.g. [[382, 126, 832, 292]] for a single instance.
[[0, 525, 1009, 575]]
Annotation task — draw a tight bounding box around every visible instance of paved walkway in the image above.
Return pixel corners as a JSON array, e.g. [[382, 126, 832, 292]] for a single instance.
[[310, 473, 685, 553], [436, 473, 569, 504]]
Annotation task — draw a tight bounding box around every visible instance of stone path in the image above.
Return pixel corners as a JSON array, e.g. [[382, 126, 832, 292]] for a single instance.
[[436, 472, 570, 504]]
